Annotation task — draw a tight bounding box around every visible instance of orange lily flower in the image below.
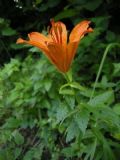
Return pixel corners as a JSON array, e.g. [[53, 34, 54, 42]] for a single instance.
[[17, 19, 93, 73]]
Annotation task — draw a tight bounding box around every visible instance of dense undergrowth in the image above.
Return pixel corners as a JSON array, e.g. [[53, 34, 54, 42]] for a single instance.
[[0, 46, 120, 160]]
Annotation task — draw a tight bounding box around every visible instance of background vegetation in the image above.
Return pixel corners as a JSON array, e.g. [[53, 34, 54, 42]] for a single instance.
[[0, 0, 120, 160]]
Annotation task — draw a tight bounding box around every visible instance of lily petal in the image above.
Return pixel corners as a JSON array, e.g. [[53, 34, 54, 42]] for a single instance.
[[69, 20, 93, 43], [66, 42, 79, 70], [49, 19, 67, 46], [28, 32, 51, 45], [16, 38, 26, 44], [47, 42, 67, 72], [16, 37, 49, 52]]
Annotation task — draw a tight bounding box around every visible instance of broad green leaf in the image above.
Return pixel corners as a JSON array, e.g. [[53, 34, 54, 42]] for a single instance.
[[40, 99, 51, 109], [54, 9, 78, 21], [84, 0, 103, 11], [65, 95, 75, 109], [74, 108, 89, 134], [113, 103, 120, 115], [95, 75, 116, 89], [91, 16, 110, 30], [14, 148, 22, 159], [2, 27, 16, 36], [44, 78, 52, 91], [89, 90, 114, 106], [62, 147, 76, 158], [56, 102, 69, 123], [66, 121, 79, 142], [12, 130, 24, 145], [2, 117, 20, 129], [33, 145, 44, 159], [101, 107, 120, 130], [23, 150, 34, 160], [113, 63, 120, 76]]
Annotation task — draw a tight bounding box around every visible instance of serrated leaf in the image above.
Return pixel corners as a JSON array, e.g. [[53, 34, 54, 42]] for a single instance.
[[56, 103, 68, 123], [99, 106, 120, 129], [74, 108, 89, 134], [89, 90, 114, 106], [66, 121, 79, 142], [65, 95, 75, 109]]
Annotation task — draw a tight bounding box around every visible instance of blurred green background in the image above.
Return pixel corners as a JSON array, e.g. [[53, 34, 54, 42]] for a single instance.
[[0, 0, 120, 64]]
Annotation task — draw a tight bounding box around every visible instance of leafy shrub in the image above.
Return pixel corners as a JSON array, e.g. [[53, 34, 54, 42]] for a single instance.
[[0, 49, 120, 159]]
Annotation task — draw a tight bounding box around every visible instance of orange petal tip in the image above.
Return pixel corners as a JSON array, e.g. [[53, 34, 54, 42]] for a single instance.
[[88, 27, 93, 32], [50, 18, 55, 26], [16, 38, 25, 44], [28, 32, 35, 37]]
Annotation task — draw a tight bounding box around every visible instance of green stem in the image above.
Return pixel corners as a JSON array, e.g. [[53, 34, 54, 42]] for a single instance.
[[62, 69, 73, 83], [90, 43, 120, 101]]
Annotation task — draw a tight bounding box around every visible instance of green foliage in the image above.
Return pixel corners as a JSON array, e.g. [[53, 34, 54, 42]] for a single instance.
[[0, 53, 120, 159]]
